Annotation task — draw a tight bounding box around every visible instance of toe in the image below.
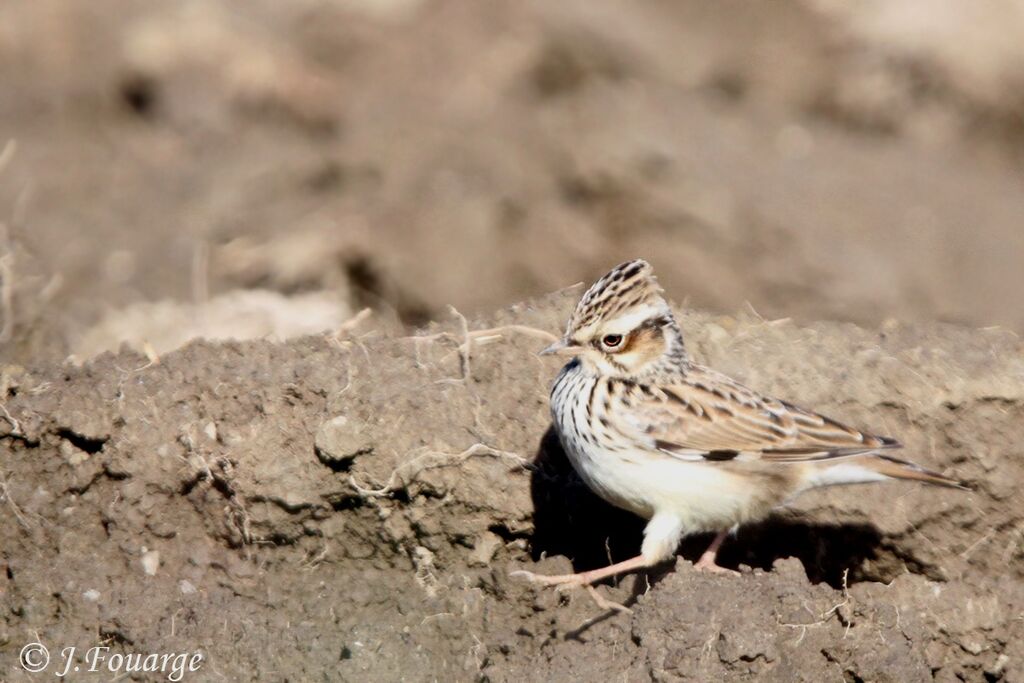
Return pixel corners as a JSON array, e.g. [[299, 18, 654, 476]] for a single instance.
[[586, 586, 632, 613], [694, 561, 739, 575], [510, 568, 590, 588], [510, 569, 549, 584], [553, 578, 585, 592]]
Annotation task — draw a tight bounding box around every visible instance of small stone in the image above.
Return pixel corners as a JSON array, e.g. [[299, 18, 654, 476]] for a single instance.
[[988, 654, 1010, 676], [315, 415, 373, 469], [60, 439, 89, 466], [468, 531, 503, 567], [179, 580, 198, 595], [141, 550, 160, 576], [146, 520, 178, 539], [82, 589, 101, 602], [203, 421, 218, 442]]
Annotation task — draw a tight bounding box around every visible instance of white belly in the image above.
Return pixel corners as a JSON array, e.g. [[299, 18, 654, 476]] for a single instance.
[[551, 363, 760, 533]]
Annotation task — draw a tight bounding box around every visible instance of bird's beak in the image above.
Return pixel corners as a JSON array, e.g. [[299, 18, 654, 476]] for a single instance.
[[540, 338, 582, 357]]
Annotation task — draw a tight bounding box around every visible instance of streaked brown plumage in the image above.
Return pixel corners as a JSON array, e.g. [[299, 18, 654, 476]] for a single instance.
[[514, 259, 964, 596]]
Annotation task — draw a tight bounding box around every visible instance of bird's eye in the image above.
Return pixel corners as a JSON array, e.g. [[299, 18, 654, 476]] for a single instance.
[[601, 334, 624, 349]]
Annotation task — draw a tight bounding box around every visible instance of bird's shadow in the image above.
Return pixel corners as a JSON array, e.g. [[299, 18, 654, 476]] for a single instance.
[[528, 426, 887, 590]]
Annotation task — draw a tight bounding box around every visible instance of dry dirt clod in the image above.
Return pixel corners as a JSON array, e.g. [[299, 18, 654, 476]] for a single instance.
[[314, 415, 374, 470]]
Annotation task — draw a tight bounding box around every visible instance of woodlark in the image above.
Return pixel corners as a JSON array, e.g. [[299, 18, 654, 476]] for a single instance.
[[514, 259, 964, 592]]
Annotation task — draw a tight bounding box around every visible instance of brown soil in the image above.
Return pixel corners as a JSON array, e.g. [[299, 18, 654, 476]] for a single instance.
[[2, 0, 1024, 681], [3, 295, 1022, 681]]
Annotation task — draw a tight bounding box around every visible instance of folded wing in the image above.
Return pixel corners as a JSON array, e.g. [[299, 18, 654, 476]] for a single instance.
[[616, 365, 899, 463]]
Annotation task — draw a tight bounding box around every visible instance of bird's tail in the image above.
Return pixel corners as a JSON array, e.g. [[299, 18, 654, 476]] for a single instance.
[[805, 453, 968, 490], [865, 453, 969, 489]]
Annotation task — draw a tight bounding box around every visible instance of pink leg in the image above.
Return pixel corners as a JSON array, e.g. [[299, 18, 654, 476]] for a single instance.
[[692, 530, 737, 574], [511, 554, 650, 589]]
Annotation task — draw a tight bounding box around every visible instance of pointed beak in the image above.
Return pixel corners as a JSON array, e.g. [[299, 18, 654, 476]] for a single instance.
[[540, 338, 582, 357]]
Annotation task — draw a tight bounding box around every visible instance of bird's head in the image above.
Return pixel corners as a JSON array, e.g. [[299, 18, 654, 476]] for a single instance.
[[542, 259, 687, 377]]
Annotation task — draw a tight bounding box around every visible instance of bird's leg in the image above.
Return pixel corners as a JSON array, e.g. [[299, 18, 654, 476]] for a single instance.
[[511, 554, 649, 589], [585, 585, 632, 613], [692, 530, 737, 574]]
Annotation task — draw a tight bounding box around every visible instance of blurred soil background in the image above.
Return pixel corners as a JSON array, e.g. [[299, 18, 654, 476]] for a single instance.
[[2, 0, 1024, 681], [2, 0, 1024, 363]]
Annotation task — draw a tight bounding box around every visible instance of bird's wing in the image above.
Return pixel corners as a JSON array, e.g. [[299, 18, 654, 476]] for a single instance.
[[616, 365, 899, 463]]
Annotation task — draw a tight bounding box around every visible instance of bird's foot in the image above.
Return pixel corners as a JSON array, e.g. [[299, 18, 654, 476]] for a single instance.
[[510, 570, 632, 613], [585, 586, 632, 613], [692, 553, 739, 575]]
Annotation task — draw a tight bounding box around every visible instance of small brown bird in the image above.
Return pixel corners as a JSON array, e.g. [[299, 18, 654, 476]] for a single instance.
[[514, 259, 964, 592]]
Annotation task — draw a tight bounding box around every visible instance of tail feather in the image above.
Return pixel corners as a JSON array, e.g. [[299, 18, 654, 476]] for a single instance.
[[870, 453, 969, 490], [805, 453, 969, 490]]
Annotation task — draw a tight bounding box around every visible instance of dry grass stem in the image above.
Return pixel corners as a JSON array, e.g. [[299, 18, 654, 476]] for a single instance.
[[0, 472, 33, 530], [405, 307, 557, 380], [349, 443, 528, 498]]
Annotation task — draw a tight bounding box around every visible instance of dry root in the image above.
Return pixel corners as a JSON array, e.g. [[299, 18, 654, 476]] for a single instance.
[[777, 568, 852, 644], [406, 305, 557, 379], [349, 443, 529, 498]]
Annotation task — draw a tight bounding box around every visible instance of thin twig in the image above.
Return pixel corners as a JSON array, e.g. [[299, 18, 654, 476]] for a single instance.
[[334, 307, 372, 337], [0, 472, 32, 529], [410, 323, 558, 353], [349, 443, 528, 498], [450, 306, 472, 378], [0, 402, 23, 436], [959, 529, 995, 561], [777, 568, 853, 642]]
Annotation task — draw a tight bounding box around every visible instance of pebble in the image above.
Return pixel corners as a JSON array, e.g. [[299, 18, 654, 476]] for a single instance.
[[141, 549, 160, 576]]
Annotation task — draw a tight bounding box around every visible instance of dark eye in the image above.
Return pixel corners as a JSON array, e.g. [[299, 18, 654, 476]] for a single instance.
[[601, 334, 623, 349]]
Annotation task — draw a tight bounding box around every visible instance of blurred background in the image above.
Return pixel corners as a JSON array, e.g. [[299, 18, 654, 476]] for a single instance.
[[2, 0, 1024, 365]]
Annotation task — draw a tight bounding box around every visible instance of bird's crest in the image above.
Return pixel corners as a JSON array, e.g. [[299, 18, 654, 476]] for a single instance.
[[567, 259, 669, 338]]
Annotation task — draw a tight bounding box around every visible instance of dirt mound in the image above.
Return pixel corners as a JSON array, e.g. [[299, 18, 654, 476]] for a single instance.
[[1, 293, 1020, 680]]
